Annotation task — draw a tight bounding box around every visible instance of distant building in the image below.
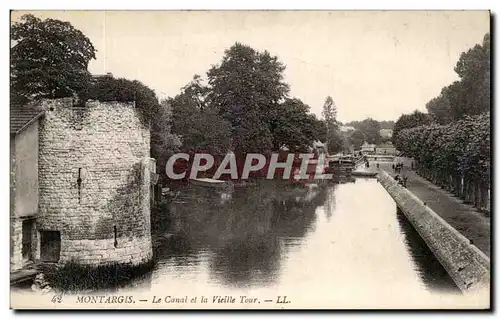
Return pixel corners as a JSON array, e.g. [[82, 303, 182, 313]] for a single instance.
[[376, 142, 397, 155], [339, 125, 355, 133], [92, 72, 114, 80], [380, 128, 393, 139], [361, 141, 376, 154]]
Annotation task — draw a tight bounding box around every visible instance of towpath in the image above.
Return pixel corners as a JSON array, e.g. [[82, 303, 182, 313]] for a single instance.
[[361, 158, 490, 257]]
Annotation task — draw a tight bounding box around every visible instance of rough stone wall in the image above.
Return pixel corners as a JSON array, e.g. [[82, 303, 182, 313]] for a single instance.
[[37, 98, 152, 266], [378, 170, 490, 296]]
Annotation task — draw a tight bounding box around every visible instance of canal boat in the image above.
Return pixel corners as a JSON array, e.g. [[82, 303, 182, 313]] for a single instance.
[[190, 178, 234, 191]]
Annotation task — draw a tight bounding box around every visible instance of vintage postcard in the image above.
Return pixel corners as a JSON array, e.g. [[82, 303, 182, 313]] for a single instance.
[[9, 10, 491, 310]]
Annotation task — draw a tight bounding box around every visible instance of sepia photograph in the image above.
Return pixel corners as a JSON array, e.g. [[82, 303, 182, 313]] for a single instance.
[[9, 10, 491, 310]]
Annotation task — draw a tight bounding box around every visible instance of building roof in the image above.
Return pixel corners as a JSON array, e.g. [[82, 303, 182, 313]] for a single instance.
[[339, 125, 355, 132], [377, 143, 396, 148], [10, 106, 44, 135]]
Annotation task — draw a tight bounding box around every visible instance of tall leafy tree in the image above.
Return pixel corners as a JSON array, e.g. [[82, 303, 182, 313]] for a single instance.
[[349, 130, 366, 149], [207, 43, 289, 154], [11, 14, 96, 104], [357, 118, 382, 145], [426, 33, 490, 122], [271, 98, 324, 151], [322, 96, 343, 153], [393, 110, 431, 147], [322, 96, 337, 130], [151, 100, 181, 178], [169, 77, 232, 154]]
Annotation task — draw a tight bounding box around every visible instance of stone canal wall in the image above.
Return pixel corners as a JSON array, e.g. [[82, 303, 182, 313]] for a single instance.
[[378, 170, 490, 295], [37, 98, 152, 266]]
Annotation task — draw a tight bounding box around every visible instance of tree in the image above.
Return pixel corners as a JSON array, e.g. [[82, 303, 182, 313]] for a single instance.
[[349, 130, 366, 150], [271, 98, 324, 151], [453, 33, 490, 116], [231, 110, 274, 154], [378, 120, 395, 130], [357, 118, 381, 145], [395, 113, 490, 210], [327, 129, 344, 154], [425, 94, 453, 124], [322, 96, 337, 130], [321, 96, 344, 153], [207, 43, 289, 153], [426, 33, 490, 122], [11, 14, 96, 104], [393, 110, 431, 147], [314, 119, 328, 144], [179, 74, 210, 110], [169, 78, 232, 154], [151, 100, 181, 179], [81, 75, 160, 125]]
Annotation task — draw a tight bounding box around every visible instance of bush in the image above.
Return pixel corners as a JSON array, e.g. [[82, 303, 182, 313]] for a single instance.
[[42, 260, 155, 292]]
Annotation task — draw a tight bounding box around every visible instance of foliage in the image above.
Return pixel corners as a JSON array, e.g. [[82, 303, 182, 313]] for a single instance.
[[271, 98, 325, 151], [425, 33, 490, 123], [327, 128, 345, 154], [349, 130, 366, 149], [355, 118, 381, 145], [396, 112, 490, 184], [42, 260, 155, 292], [322, 96, 337, 130], [168, 43, 323, 155], [206, 43, 290, 154], [392, 110, 431, 148], [11, 14, 96, 104], [207, 43, 289, 123], [151, 100, 182, 177], [169, 77, 232, 154], [344, 119, 394, 131], [81, 75, 161, 125], [321, 95, 344, 153]]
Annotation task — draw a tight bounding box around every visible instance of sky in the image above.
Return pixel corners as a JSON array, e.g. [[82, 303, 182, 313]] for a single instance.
[[11, 10, 490, 122]]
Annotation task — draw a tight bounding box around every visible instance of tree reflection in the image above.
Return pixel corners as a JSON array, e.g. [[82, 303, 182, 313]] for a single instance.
[[395, 208, 461, 293], [210, 234, 281, 288], [152, 181, 330, 288]]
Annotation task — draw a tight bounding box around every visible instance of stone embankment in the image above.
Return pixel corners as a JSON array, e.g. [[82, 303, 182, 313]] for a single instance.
[[378, 170, 490, 295]]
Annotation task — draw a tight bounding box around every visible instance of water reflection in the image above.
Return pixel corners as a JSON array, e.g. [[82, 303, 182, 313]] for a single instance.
[[34, 177, 461, 307], [210, 234, 281, 288], [156, 181, 328, 288], [146, 178, 462, 300], [395, 209, 461, 294]]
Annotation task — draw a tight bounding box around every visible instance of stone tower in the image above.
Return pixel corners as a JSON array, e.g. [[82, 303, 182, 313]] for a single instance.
[[36, 98, 153, 266]]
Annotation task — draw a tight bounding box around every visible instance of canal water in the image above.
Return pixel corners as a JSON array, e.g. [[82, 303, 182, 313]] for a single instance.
[[12, 177, 472, 308], [123, 177, 464, 308]]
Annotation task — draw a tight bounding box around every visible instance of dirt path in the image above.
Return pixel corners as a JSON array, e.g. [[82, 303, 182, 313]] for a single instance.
[[376, 160, 490, 257]]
